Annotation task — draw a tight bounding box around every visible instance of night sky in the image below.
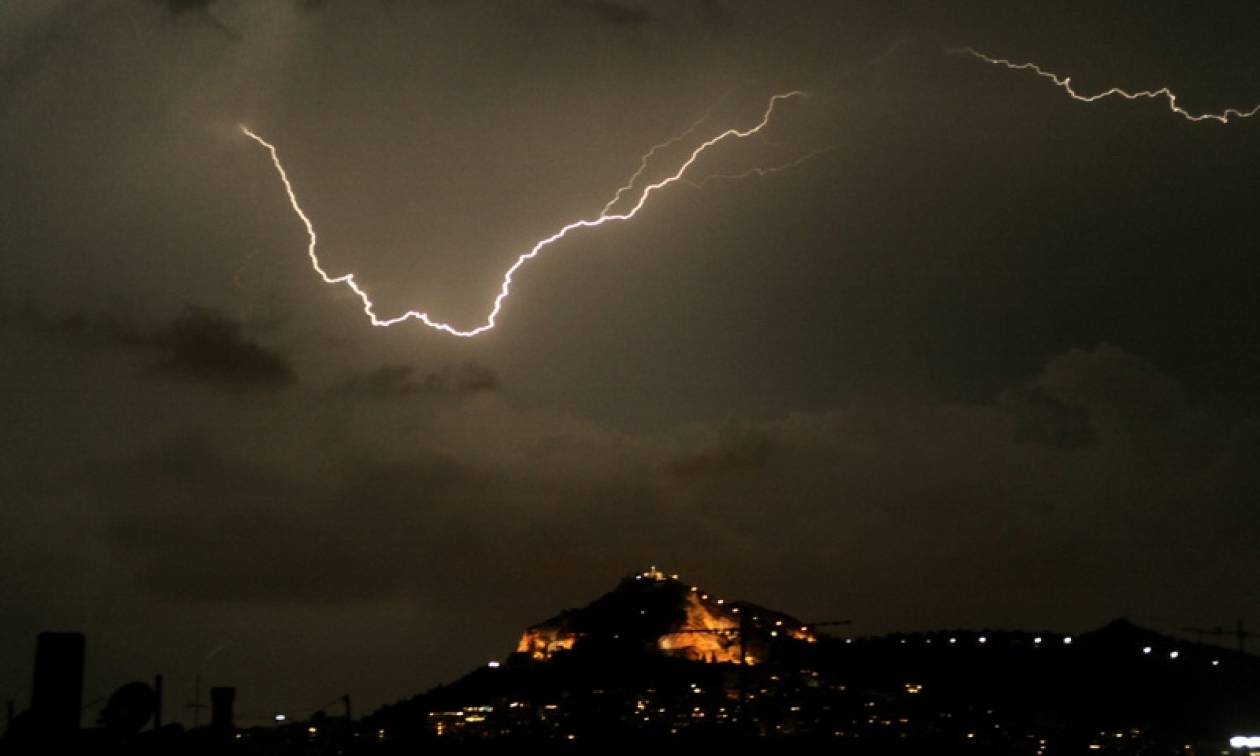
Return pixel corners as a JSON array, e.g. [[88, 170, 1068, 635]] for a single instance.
[[4, 0, 1260, 727]]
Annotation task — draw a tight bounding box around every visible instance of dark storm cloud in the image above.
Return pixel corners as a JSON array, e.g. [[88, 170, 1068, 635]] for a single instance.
[[654, 345, 1260, 627], [337, 361, 498, 398], [153, 308, 295, 390], [158, 0, 215, 13], [0, 5, 82, 105], [1001, 385, 1093, 451], [72, 342, 1253, 613], [13, 304, 295, 392], [153, 0, 239, 38], [103, 435, 454, 603], [97, 426, 660, 605], [157, 0, 321, 17], [5, 302, 145, 349], [1031, 345, 1206, 456], [560, 0, 659, 29], [98, 430, 428, 602], [97, 342, 1249, 612], [667, 424, 771, 476]]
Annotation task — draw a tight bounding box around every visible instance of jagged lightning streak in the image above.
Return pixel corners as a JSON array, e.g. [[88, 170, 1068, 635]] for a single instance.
[[599, 87, 740, 215], [683, 147, 837, 189], [951, 47, 1260, 124], [240, 91, 806, 337], [599, 120, 705, 215]]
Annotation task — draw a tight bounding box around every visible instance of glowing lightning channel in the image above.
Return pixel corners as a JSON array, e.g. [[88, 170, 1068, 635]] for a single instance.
[[683, 147, 837, 190], [951, 47, 1260, 124], [598, 87, 741, 215], [240, 91, 807, 338], [599, 118, 707, 216]]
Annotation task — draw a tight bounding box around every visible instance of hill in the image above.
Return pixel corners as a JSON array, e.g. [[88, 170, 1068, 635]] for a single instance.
[[367, 570, 1260, 752]]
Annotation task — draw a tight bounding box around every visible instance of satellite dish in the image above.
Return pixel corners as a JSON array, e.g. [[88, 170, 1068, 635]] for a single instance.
[[99, 681, 155, 734]]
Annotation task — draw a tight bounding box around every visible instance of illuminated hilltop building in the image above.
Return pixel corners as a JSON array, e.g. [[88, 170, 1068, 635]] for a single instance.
[[516, 567, 815, 665]]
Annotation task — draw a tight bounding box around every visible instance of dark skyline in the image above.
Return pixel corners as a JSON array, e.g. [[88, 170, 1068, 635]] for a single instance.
[[3, 0, 1259, 726]]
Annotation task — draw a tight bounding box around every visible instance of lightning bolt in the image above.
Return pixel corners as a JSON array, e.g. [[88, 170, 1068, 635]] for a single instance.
[[599, 86, 741, 215], [683, 147, 837, 190], [951, 47, 1260, 124], [598, 119, 706, 216], [241, 91, 808, 338]]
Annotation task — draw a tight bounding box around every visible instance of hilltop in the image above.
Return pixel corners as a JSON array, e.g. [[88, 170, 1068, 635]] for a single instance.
[[366, 570, 1260, 751]]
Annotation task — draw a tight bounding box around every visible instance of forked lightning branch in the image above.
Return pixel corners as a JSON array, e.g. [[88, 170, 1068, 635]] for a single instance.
[[241, 92, 811, 338], [241, 51, 1257, 339]]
